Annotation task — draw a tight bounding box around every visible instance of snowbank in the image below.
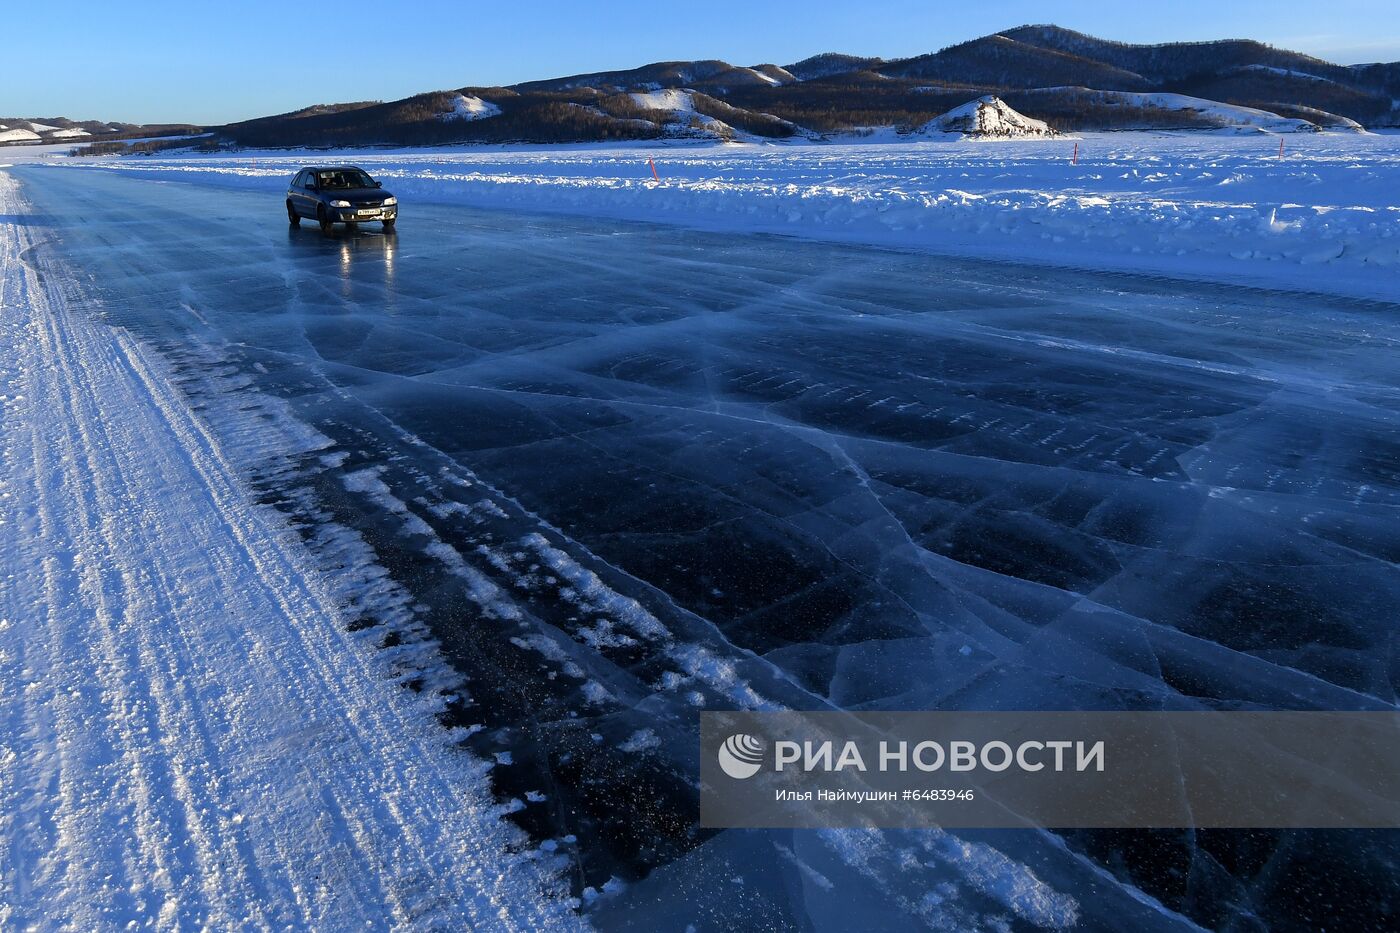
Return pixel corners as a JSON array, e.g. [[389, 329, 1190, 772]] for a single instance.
[[48, 131, 1400, 297]]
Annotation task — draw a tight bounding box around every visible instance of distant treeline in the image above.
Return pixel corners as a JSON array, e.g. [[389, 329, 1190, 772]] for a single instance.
[[70, 135, 215, 157]]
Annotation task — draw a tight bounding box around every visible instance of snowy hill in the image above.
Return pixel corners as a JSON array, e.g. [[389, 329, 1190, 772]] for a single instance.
[[514, 59, 738, 93], [0, 115, 195, 146], [1001, 24, 1359, 86], [11, 26, 1399, 150], [784, 52, 885, 81], [921, 95, 1058, 137], [626, 89, 807, 141], [885, 34, 1153, 90], [1017, 87, 1332, 132], [1, 120, 90, 139], [1081, 91, 1320, 132], [212, 25, 1399, 146]]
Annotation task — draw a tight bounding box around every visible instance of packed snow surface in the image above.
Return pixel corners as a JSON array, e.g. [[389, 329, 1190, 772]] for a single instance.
[[922, 95, 1058, 138], [442, 94, 502, 122], [53, 131, 1400, 297], [0, 171, 579, 930]]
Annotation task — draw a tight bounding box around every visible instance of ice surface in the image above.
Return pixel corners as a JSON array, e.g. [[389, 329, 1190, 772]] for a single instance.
[[11, 163, 1400, 930]]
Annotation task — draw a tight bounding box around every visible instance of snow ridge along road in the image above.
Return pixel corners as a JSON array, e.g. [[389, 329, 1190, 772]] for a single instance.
[[0, 173, 580, 928], [56, 131, 1400, 300]]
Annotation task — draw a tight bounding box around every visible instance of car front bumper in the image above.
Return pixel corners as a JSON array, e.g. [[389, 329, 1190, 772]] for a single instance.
[[336, 206, 397, 221]]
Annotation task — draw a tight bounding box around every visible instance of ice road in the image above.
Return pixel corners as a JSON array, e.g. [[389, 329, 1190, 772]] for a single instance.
[[0, 172, 579, 929], [5, 164, 1399, 931]]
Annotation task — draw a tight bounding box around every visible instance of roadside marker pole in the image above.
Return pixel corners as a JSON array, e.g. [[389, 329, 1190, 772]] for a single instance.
[[1279, 138, 1285, 159], [648, 158, 660, 181], [1072, 142, 1078, 165]]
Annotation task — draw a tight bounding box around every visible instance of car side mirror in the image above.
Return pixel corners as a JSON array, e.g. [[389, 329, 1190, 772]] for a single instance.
[[374, 182, 382, 188], [306, 182, 317, 190]]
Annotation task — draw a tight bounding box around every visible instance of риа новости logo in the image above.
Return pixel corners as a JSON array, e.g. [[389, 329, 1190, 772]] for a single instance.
[[718, 733, 766, 779]]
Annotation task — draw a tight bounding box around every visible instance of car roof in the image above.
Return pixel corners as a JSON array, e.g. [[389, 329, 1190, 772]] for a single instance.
[[301, 165, 370, 173]]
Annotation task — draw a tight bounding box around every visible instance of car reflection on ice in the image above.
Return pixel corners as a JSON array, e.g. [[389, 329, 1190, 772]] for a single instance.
[[287, 222, 396, 294]]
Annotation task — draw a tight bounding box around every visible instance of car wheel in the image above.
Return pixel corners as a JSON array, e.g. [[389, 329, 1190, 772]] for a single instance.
[[382, 218, 396, 231], [287, 201, 300, 226], [317, 205, 333, 234]]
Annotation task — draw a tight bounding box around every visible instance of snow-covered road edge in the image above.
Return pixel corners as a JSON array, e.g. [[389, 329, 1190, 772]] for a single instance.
[[0, 171, 582, 930], [54, 134, 1400, 299]]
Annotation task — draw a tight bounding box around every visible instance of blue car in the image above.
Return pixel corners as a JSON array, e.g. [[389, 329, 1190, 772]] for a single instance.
[[287, 165, 397, 233]]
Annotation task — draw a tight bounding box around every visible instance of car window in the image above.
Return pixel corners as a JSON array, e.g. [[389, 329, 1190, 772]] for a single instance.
[[315, 170, 374, 190], [294, 171, 307, 187]]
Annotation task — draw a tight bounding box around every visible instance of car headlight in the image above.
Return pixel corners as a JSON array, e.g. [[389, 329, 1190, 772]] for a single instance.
[[382, 197, 397, 206], [329, 199, 351, 208]]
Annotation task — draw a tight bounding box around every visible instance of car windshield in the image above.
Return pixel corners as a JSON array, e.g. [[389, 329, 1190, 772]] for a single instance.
[[315, 169, 375, 189]]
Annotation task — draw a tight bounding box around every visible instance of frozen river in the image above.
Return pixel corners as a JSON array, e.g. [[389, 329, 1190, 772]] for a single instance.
[[14, 164, 1400, 931]]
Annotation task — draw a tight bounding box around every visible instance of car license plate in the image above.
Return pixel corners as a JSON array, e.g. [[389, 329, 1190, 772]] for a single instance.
[[359, 209, 379, 217]]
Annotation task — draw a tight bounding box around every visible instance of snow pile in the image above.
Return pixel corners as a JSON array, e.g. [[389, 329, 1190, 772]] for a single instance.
[[922, 95, 1058, 138], [51, 131, 1400, 297], [44, 127, 90, 139], [440, 94, 502, 121]]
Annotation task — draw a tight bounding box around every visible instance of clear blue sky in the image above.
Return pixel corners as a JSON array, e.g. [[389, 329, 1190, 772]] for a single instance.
[[6, 1, 1399, 125]]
